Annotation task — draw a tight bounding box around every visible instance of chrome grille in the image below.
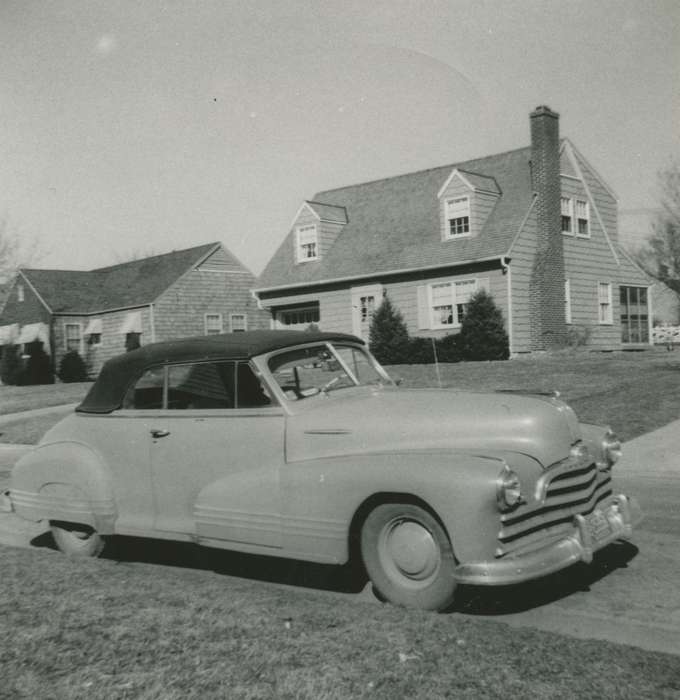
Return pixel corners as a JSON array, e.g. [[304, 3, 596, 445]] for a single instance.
[[496, 460, 612, 556]]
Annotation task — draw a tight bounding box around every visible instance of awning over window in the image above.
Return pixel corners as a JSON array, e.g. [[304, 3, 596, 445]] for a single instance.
[[16, 322, 51, 354], [119, 311, 142, 334], [0, 324, 19, 344], [84, 318, 103, 335]]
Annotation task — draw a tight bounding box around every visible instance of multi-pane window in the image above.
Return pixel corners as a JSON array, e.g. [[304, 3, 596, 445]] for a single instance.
[[445, 197, 470, 238], [598, 282, 613, 324], [204, 313, 223, 335], [230, 314, 247, 332], [64, 323, 82, 353], [620, 286, 649, 343], [431, 279, 477, 327], [576, 199, 590, 236], [561, 197, 573, 233], [296, 224, 318, 262], [564, 279, 572, 324]]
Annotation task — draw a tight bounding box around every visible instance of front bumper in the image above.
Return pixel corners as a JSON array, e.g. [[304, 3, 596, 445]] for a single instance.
[[454, 494, 642, 586]]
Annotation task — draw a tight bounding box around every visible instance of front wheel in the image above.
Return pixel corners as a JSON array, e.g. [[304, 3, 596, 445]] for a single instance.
[[360, 503, 457, 611], [50, 521, 105, 558]]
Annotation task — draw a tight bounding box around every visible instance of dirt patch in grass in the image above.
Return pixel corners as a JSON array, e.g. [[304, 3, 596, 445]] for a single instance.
[[1, 544, 679, 699]]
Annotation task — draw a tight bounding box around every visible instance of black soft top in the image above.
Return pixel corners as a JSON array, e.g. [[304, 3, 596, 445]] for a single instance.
[[77, 330, 361, 414]]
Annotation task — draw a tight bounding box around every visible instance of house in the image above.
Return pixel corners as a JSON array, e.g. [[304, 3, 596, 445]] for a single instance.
[[254, 106, 652, 353], [0, 242, 269, 377]]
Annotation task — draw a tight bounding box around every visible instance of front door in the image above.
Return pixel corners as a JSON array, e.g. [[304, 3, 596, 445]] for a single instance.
[[351, 284, 382, 341]]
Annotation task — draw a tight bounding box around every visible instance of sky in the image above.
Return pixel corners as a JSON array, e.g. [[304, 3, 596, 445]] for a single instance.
[[1, 0, 678, 276]]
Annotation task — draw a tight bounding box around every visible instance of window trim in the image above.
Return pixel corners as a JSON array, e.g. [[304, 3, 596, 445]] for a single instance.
[[561, 197, 573, 235], [597, 282, 613, 325], [575, 199, 591, 238], [63, 321, 83, 354], [204, 313, 223, 335], [296, 224, 319, 263], [444, 196, 471, 240], [429, 278, 478, 329], [230, 313, 248, 333]]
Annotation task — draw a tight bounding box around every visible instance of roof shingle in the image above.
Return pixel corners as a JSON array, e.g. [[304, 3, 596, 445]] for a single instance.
[[258, 147, 533, 290]]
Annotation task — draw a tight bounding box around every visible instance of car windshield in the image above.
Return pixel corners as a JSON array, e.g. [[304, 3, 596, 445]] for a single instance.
[[267, 343, 390, 400]]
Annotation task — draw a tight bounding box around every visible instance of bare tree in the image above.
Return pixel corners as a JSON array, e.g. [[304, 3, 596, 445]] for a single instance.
[[634, 161, 680, 296], [0, 217, 44, 283]]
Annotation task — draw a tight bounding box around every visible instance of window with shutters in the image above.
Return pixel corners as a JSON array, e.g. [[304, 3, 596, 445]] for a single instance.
[[561, 197, 573, 234]]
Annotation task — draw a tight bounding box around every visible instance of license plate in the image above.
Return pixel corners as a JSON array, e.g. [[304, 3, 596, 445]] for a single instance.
[[586, 509, 612, 543]]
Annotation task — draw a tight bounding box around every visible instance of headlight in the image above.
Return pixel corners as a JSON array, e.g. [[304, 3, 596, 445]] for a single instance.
[[601, 430, 622, 468], [496, 464, 523, 511]]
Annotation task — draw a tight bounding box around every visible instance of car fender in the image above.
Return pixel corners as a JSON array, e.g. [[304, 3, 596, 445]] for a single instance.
[[280, 450, 533, 565], [10, 441, 117, 533]]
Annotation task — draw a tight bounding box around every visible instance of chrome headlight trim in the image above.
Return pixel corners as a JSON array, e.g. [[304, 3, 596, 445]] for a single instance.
[[496, 464, 523, 512]]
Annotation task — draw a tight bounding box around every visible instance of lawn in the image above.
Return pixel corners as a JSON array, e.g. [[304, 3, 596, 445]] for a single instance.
[[2, 349, 680, 444], [1, 543, 678, 700], [0, 381, 91, 415]]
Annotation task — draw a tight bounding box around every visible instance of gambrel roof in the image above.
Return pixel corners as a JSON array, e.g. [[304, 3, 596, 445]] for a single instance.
[[20, 242, 232, 314], [257, 146, 533, 290]]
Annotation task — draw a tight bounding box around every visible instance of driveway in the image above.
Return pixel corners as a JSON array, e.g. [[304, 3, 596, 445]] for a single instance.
[[1, 419, 678, 656]]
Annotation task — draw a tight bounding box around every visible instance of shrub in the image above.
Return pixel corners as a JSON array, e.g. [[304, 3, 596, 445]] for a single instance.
[[0, 344, 22, 385], [457, 289, 509, 361], [368, 296, 410, 365], [23, 343, 54, 385], [58, 350, 88, 383]]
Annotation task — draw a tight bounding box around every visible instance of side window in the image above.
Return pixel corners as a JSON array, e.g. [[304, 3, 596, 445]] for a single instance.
[[167, 362, 234, 409], [123, 366, 164, 409], [236, 362, 271, 408]]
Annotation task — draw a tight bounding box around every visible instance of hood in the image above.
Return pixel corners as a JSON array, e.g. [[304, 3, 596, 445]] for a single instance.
[[285, 387, 580, 468]]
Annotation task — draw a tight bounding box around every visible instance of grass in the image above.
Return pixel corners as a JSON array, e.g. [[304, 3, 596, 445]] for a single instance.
[[0, 381, 91, 415], [2, 349, 680, 444], [391, 348, 680, 441], [2, 543, 679, 700]]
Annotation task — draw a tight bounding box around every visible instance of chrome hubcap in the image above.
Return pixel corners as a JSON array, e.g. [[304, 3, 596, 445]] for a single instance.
[[381, 518, 440, 582]]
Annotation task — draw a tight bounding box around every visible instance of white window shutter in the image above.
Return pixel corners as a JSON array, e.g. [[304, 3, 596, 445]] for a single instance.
[[417, 285, 430, 330]]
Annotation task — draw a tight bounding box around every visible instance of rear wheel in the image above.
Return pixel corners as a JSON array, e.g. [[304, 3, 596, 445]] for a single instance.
[[360, 502, 457, 611], [50, 521, 105, 558]]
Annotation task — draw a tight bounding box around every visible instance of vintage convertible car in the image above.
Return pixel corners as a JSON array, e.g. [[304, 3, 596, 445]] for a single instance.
[[9, 330, 641, 610]]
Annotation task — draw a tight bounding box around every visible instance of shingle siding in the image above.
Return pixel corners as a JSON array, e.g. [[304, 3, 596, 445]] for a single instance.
[[0, 277, 50, 327], [153, 268, 269, 340]]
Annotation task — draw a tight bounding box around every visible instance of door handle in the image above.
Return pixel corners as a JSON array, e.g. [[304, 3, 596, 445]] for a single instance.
[[150, 429, 170, 438]]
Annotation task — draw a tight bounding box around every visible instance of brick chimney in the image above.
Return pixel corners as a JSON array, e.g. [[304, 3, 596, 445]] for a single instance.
[[529, 105, 566, 349]]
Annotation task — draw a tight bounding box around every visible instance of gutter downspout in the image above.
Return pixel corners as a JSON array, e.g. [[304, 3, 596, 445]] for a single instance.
[[501, 256, 513, 356]]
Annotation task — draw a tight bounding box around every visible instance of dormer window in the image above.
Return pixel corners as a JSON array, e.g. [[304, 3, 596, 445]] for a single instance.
[[445, 197, 470, 238], [576, 199, 590, 237], [296, 224, 318, 262]]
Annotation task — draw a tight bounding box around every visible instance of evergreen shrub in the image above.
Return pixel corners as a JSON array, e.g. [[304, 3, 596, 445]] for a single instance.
[[457, 289, 509, 361], [23, 343, 54, 385], [58, 350, 88, 383], [368, 296, 410, 365], [0, 344, 22, 385]]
